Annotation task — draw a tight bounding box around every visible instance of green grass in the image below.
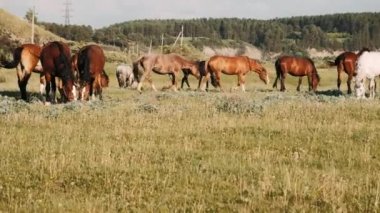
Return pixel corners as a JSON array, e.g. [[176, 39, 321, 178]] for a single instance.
[[1, 63, 380, 212]]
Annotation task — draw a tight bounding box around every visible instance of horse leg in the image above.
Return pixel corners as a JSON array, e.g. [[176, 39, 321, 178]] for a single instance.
[[272, 76, 278, 89], [171, 71, 179, 92], [39, 73, 46, 97], [307, 74, 313, 91], [147, 73, 157, 92], [337, 69, 342, 91], [16, 68, 31, 101], [238, 74, 246, 92], [347, 74, 353, 94], [137, 69, 148, 92], [215, 71, 223, 92], [51, 77, 58, 103], [280, 73, 286, 92], [198, 73, 209, 91], [94, 76, 103, 100], [44, 73, 52, 104], [369, 78, 376, 99], [297, 77, 302, 92], [181, 71, 189, 89]]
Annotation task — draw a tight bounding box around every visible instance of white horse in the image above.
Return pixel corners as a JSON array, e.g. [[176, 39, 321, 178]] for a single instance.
[[355, 51, 380, 99], [116, 64, 137, 88]]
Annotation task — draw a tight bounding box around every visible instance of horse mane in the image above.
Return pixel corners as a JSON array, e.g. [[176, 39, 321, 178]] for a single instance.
[[0, 46, 23, 69], [52, 41, 73, 83]]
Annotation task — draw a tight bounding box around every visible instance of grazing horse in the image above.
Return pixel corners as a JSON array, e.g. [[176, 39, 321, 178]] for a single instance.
[[116, 64, 136, 88], [133, 53, 201, 92], [76, 44, 109, 100], [0, 43, 45, 100], [40, 41, 75, 103], [355, 51, 380, 99], [201, 55, 269, 92], [273, 56, 320, 92], [328, 48, 370, 94]]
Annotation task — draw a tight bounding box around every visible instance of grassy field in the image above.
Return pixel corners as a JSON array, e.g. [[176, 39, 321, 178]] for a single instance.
[[1, 63, 380, 212]]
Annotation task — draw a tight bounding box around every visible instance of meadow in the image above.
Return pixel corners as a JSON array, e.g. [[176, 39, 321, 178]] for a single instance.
[[0, 62, 380, 212]]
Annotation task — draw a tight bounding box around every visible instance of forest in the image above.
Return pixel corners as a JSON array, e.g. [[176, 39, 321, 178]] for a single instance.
[[39, 12, 380, 53]]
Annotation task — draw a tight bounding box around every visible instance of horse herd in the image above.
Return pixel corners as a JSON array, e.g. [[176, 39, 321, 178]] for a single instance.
[[0, 42, 109, 104], [1, 42, 380, 104]]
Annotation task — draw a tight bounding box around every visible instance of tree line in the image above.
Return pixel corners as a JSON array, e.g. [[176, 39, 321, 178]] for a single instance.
[[36, 12, 380, 52]]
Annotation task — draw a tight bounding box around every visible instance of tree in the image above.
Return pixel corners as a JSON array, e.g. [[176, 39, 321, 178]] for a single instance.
[[25, 8, 37, 24]]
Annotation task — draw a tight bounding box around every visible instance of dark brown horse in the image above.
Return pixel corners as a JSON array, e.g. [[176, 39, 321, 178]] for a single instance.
[[328, 48, 370, 94], [201, 55, 269, 92], [0, 43, 44, 100], [180, 60, 218, 91], [273, 56, 320, 92], [76, 44, 109, 100], [133, 53, 201, 92], [40, 41, 75, 103]]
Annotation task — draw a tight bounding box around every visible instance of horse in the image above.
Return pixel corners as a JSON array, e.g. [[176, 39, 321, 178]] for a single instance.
[[133, 53, 201, 92], [200, 55, 269, 92], [0, 43, 45, 100], [76, 44, 109, 100], [328, 48, 370, 94], [116, 64, 137, 88], [355, 51, 380, 99], [181, 60, 218, 91], [273, 56, 320, 92], [40, 41, 75, 103]]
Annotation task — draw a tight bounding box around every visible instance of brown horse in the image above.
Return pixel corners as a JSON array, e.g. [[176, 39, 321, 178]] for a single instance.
[[40, 41, 75, 103], [0, 43, 44, 100], [201, 55, 269, 92], [133, 53, 201, 92], [76, 44, 109, 100], [328, 48, 370, 94], [273, 56, 320, 92]]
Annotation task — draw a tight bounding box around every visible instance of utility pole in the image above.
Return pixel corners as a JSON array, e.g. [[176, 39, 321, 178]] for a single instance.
[[172, 25, 184, 49], [180, 25, 184, 47], [31, 4, 35, 44], [149, 39, 152, 54], [161, 34, 164, 53]]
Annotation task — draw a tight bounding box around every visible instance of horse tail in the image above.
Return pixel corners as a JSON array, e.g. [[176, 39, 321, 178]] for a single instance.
[[0, 46, 23, 69], [209, 72, 218, 88], [53, 41, 73, 82], [332, 53, 345, 66]]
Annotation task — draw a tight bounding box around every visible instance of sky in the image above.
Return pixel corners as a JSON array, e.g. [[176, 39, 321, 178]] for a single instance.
[[1, 0, 379, 29]]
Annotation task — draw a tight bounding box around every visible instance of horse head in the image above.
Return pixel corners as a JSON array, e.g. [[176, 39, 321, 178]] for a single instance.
[[312, 72, 320, 92], [100, 70, 109, 87], [249, 58, 269, 84]]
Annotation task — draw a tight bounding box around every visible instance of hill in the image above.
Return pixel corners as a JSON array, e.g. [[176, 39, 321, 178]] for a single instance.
[[0, 9, 63, 53]]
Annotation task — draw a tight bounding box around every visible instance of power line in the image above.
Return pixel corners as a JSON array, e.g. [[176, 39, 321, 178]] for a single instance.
[[63, 0, 72, 25]]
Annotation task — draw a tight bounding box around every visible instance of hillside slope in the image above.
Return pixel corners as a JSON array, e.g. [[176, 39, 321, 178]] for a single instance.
[[0, 9, 63, 45]]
